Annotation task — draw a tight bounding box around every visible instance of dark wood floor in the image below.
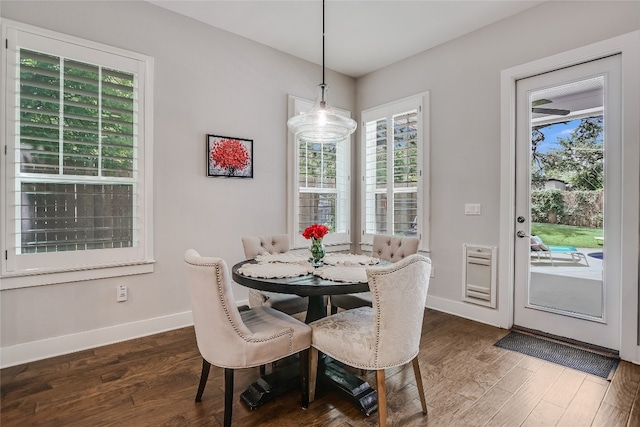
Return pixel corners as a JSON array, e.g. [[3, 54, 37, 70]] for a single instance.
[[2, 309, 640, 426]]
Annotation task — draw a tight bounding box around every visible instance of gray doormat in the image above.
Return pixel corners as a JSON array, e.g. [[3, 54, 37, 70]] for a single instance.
[[494, 331, 619, 379]]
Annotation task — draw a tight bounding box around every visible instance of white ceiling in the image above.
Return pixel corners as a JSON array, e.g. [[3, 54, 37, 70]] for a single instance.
[[149, 0, 546, 78]]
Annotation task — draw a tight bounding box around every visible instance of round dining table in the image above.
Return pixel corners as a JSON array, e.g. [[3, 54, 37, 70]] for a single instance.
[[231, 259, 378, 416], [231, 259, 370, 323]]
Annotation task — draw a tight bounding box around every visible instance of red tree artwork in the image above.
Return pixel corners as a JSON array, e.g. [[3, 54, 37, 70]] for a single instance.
[[209, 138, 250, 177]]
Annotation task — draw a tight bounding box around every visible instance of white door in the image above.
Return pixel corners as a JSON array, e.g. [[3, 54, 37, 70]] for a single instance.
[[513, 55, 622, 351]]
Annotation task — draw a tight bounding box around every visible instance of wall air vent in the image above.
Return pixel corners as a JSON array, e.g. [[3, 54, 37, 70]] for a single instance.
[[462, 244, 497, 308]]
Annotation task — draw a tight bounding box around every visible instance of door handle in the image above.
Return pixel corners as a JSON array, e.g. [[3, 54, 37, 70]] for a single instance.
[[516, 230, 529, 238]]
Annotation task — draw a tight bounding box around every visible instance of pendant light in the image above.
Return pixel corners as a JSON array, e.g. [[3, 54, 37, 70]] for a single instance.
[[287, 0, 357, 143]]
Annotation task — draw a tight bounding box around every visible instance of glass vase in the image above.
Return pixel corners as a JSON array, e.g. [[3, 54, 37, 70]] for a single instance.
[[309, 237, 325, 267]]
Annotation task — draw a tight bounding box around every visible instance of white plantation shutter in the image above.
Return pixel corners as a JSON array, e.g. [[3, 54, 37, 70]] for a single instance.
[[2, 21, 153, 281], [18, 50, 136, 253], [364, 117, 388, 234], [362, 94, 428, 246], [392, 110, 419, 233]]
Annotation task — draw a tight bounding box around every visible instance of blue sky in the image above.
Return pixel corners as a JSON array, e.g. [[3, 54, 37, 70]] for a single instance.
[[536, 120, 579, 153]]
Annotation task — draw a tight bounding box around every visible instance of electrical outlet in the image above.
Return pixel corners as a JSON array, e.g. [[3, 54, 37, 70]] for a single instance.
[[430, 266, 435, 278], [465, 203, 482, 215], [117, 284, 128, 302]]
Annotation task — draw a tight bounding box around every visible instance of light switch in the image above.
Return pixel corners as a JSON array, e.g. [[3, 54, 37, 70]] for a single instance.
[[465, 203, 481, 215]]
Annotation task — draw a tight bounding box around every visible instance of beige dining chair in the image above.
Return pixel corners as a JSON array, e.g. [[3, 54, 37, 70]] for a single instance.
[[241, 234, 310, 316], [308, 254, 431, 426], [330, 234, 420, 314], [184, 249, 312, 427]]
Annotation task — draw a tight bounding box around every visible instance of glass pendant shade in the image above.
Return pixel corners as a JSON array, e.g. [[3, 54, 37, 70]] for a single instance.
[[287, 83, 357, 143]]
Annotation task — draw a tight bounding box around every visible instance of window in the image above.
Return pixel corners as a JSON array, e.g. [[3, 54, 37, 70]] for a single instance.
[[288, 96, 351, 248], [361, 93, 428, 247], [1, 21, 153, 286]]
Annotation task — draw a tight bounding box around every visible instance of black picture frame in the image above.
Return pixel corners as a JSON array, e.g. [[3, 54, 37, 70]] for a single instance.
[[206, 134, 254, 178]]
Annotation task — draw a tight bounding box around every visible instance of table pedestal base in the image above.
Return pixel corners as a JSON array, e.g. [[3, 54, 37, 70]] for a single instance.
[[240, 362, 300, 410], [240, 359, 377, 416], [320, 359, 378, 416]]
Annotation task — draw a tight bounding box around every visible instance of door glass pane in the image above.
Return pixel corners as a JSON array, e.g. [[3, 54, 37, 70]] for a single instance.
[[528, 77, 605, 320]]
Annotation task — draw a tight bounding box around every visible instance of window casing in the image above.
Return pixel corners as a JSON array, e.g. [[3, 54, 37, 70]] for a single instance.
[[1, 21, 154, 287], [288, 96, 351, 249], [361, 93, 429, 248]]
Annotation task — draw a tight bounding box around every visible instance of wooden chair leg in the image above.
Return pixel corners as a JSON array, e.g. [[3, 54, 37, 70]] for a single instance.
[[309, 347, 319, 402], [299, 349, 310, 409], [260, 364, 266, 375], [376, 369, 387, 427], [412, 357, 428, 414], [330, 305, 338, 315], [195, 358, 211, 402], [224, 368, 234, 427]]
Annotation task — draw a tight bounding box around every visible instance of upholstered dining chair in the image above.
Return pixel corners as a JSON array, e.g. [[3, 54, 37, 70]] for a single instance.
[[309, 254, 431, 426], [241, 234, 309, 316], [184, 249, 312, 427], [330, 234, 420, 314]]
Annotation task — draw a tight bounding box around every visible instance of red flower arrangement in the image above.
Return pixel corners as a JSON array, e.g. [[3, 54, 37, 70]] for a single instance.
[[209, 138, 250, 176], [302, 224, 329, 240]]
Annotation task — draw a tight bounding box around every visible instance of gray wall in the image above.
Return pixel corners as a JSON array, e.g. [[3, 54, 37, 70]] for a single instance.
[[0, 0, 355, 359], [1, 0, 638, 366], [356, 0, 639, 309]]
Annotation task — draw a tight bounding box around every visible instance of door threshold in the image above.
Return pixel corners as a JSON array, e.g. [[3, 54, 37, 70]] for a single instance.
[[511, 325, 619, 359]]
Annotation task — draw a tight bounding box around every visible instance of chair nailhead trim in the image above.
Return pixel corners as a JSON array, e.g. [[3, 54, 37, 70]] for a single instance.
[[186, 258, 295, 352]]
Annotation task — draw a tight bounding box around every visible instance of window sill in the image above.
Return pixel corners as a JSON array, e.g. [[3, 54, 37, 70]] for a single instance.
[[0, 261, 155, 290]]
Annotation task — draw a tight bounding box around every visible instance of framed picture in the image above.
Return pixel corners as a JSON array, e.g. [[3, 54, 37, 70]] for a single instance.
[[206, 134, 253, 178]]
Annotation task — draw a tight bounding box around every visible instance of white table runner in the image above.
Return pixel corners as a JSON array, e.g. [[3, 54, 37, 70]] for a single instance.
[[254, 252, 309, 264], [240, 252, 380, 281], [312, 265, 368, 283], [237, 262, 313, 279], [323, 253, 380, 266]]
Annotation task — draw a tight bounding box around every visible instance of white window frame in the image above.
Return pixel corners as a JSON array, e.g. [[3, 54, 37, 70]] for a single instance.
[[287, 95, 352, 250], [1, 20, 154, 289], [360, 92, 429, 251]]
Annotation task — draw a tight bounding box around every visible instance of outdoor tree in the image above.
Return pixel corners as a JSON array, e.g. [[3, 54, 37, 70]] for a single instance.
[[533, 116, 604, 191], [530, 126, 555, 189], [20, 52, 135, 177]]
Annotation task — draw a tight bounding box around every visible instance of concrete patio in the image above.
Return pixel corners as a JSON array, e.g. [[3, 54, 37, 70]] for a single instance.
[[529, 248, 604, 318], [531, 247, 603, 280]]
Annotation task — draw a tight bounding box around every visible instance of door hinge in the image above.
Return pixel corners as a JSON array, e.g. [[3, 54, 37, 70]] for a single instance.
[[5, 251, 7, 260], [5, 39, 8, 49]]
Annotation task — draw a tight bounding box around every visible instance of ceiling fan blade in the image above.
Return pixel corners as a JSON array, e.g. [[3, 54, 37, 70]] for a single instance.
[[532, 99, 552, 107], [532, 107, 570, 116]]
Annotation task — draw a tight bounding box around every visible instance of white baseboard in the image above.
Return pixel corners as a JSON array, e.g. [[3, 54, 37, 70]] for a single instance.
[[1, 300, 251, 369], [426, 294, 505, 329], [1, 297, 501, 369], [0, 311, 194, 369]]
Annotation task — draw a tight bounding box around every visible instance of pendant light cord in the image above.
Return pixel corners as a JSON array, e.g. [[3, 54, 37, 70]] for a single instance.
[[322, 0, 325, 86]]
